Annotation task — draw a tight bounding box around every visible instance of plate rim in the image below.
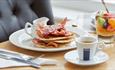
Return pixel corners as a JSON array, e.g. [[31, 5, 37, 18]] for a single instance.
[[64, 50, 109, 66], [9, 29, 77, 52]]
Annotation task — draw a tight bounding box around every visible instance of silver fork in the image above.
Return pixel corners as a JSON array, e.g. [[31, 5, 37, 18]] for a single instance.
[[0, 49, 44, 68], [0, 53, 42, 68]]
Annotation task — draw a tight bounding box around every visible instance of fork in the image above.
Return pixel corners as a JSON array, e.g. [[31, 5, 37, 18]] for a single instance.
[[0, 49, 44, 68]]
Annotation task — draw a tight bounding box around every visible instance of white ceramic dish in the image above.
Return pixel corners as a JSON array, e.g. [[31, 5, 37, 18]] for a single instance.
[[9, 29, 77, 52], [64, 50, 109, 66]]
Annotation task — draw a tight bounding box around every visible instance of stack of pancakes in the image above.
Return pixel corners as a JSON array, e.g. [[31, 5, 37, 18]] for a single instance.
[[32, 33, 75, 48], [32, 17, 76, 48]]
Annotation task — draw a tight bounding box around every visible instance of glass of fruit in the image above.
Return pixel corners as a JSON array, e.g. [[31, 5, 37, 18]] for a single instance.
[[96, 11, 115, 37]]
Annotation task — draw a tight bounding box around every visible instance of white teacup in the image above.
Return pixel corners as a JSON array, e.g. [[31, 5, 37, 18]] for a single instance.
[[76, 36, 105, 61], [25, 17, 49, 38]]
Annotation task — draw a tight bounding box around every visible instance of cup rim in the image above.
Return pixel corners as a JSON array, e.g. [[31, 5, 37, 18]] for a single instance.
[[76, 36, 98, 45]]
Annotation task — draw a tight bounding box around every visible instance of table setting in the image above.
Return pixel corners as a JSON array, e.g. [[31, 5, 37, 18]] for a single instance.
[[0, 0, 115, 70], [2, 15, 114, 69]]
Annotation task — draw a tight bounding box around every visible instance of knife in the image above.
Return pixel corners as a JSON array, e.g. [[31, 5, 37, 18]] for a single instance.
[[0, 49, 40, 68]]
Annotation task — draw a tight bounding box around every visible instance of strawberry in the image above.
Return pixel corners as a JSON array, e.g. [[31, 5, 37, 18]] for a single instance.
[[103, 13, 111, 16], [104, 13, 112, 19], [103, 13, 115, 19], [107, 25, 115, 32]]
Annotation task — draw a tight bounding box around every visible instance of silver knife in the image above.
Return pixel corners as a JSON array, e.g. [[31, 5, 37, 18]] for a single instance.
[[0, 49, 40, 68]]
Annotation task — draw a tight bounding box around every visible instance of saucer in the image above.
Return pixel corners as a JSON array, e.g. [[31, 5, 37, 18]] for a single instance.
[[64, 50, 109, 66]]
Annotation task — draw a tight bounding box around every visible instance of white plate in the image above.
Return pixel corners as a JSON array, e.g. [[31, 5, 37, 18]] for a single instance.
[[64, 50, 109, 66], [9, 29, 77, 52]]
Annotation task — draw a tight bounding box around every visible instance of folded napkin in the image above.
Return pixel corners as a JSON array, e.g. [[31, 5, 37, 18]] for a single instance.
[[0, 57, 58, 68]]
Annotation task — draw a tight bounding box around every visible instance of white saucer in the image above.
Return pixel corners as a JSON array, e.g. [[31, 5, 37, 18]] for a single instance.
[[64, 50, 109, 66]]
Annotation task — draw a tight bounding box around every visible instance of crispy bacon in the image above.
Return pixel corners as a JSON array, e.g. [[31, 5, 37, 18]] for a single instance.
[[60, 17, 67, 28], [32, 38, 58, 48], [36, 17, 69, 38], [51, 28, 66, 36], [46, 42, 58, 48], [32, 38, 46, 46], [32, 38, 45, 44], [33, 17, 72, 48]]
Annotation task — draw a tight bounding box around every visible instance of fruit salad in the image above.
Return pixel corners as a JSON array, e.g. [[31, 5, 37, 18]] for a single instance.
[[96, 11, 115, 36]]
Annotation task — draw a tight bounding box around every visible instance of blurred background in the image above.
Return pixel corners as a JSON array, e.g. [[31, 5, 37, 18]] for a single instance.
[[0, 0, 114, 42], [50, 0, 115, 31], [51, 0, 115, 12], [50, 0, 115, 18]]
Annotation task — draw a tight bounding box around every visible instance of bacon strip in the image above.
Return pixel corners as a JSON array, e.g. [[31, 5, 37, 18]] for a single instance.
[[60, 17, 67, 27], [33, 17, 71, 48], [47, 42, 58, 48]]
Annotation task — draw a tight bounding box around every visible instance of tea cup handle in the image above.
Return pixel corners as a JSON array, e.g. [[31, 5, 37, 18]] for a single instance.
[[25, 22, 33, 37], [97, 41, 106, 51]]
